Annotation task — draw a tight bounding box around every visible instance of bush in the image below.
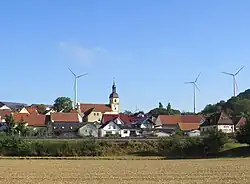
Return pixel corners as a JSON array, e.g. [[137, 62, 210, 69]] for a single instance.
[[203, 130, 228, 154], [236, 119, 250, 144]]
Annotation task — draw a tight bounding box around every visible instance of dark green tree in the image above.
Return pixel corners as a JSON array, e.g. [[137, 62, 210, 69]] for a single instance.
[[159, 102, 164, 109], [36, 104, 47, 114], [5, 115, 17, 136], [53, 97, 73, 113]]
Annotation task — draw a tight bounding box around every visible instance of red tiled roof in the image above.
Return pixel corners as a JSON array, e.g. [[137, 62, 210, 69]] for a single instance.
[[102, 114, 140, 125], [177, 122, 200, 131], [51, 112, 80, 122], [13, 113, 46, 126], [80, 104, 111, 113], [236, 117, 247, 128], [159, 115, 203, 125], [26, 107, 38, 114], [0, 109, 11, 118]]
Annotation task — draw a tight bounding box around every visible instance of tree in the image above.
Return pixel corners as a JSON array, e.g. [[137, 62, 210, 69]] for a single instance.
[[166, 103, 172, 114], [5, 115, 17, 136], [236, 117, 250, 145], [159, 102, 164, 109], [203, 130, 228, 153], [53, 97, 73, 112], [148, 102, 181, 117], [36, 104, 46, 114]]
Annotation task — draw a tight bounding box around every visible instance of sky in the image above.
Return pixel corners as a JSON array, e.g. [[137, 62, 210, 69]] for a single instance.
[[0, 0, 250, 113]]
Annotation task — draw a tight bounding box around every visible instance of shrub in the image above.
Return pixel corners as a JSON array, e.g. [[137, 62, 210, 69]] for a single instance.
[[236, 119, 250, 145], [203, 130, 228, 154]]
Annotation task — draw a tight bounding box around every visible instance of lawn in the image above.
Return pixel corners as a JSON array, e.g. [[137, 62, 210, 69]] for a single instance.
[[0, 158, 250, 184]]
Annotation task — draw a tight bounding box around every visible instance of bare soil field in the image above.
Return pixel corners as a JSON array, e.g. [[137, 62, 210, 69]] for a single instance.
[[0, 158, 250, 184]]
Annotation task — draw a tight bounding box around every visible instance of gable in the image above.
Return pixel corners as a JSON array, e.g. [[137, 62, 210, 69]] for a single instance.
[[218, 112, 233, 125], [0, 105, 11, 110], [101, 121, 121, 131], [19, 107, 30, 114]]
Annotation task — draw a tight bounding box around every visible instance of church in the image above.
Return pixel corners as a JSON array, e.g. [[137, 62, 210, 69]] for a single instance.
[[79, 81, 120, 123]]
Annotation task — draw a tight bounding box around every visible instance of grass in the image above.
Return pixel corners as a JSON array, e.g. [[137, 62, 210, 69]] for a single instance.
[[1, 159, 250, 183]]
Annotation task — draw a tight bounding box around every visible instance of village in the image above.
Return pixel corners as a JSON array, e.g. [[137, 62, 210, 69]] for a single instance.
[[0, 81, 246, 139]]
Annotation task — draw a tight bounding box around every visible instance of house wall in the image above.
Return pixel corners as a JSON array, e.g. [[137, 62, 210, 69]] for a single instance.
[[120, 129, 130, 137], [78, 124, 98, 137], [155, 116, 162, 126], [140, 120, 154, 129], [201, 125, 234, 133], [86, 111, 103, 123], [99, 121, 120, 137]]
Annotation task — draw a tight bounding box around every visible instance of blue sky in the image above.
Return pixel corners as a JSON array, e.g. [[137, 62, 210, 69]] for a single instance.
[[1, 0, 250, 113]]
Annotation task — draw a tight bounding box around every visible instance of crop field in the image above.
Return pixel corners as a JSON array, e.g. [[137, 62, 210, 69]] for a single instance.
[[0, 158, 250, 184]]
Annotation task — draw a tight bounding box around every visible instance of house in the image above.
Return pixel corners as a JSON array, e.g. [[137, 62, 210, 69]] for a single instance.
[[50, 112, 83, 137], [132, 116, 155, 129], [234, 117, 247, 131], [19, 106, 38, 114], [155, 115, 204, 134], [200, 111, 234, 134], [186, 130, 200, 137], [176, 122, 200, 133], [13, 113, 47, 128], [78, 123, 99, 137], [80, 81, 120, 123], [99, 118, 130, 138], [0, 109, 11, 123], [0, 101, 27, 111]]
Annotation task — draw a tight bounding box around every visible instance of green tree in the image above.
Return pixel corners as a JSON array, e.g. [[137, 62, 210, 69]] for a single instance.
[[159, 102, 164, 109], [36, 104, 46, 114], [203, 130, 228, 153], [5, 115, 17, 136], [236, 117, 250, 145], [53, 97, 73, 112], [166, 103, 172, 114]]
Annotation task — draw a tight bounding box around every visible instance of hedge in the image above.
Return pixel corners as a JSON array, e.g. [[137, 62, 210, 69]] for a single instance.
[[0, 131, 229, 158]]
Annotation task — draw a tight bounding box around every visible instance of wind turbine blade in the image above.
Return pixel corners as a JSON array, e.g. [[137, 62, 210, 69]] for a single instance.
[[222, 72, 234, 76], [195, 83, 200, 92], [235, 66, 245, 76], [195, 72, 201, 82], [68, 68, 76, 76], [184, 82, 193, 84], [77, 73, 88, 78]]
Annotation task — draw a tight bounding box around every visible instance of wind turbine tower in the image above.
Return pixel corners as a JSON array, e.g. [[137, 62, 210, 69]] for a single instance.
[[185, 73, 201, 114], [222, 66, 245, 97], [68, 68, 88, 108]]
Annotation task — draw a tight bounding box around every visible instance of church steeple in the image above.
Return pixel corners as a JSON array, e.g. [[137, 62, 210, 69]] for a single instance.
[[112, 80, 116, 93], [109, 79, 120, 114]]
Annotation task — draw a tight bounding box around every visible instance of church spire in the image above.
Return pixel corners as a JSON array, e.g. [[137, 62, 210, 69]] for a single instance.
[[112, 79, 116, 93]]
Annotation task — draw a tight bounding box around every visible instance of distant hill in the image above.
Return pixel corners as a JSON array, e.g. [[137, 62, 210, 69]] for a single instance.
[[201, 89, 250, 117]]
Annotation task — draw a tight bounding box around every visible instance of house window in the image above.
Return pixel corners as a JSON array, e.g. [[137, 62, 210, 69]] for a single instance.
[[108, 124, 111, 129], [113, 125, 116, 129], [97, 113, 99, 116], [124, 130, 128, 134], [114, 99, 117, 103], [94, 113, 96, 116]]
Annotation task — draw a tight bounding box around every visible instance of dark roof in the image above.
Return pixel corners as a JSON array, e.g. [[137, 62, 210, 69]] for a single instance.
[[109, 92, 119, 98], [0, 101, 27, 110], [102, 114, 140, 125], [200, 111, 233, 127], [135, 117, 155, 125]]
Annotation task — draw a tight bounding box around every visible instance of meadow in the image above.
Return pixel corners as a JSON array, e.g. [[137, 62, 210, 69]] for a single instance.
[[0, 158, 250, 184]]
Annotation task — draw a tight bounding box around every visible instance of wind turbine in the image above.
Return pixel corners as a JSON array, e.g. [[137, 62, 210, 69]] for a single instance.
[[68, 68, 88, 108], [185, 73, 201, 114], [222, 66, 245, 97]]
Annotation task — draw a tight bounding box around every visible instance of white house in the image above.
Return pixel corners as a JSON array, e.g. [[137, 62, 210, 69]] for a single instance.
[[99, 118, 130, 138], [200, 111, 234, 134]]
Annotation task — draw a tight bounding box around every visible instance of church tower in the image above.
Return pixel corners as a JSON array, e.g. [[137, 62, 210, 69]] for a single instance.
[[109, 80, 120, 114]]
